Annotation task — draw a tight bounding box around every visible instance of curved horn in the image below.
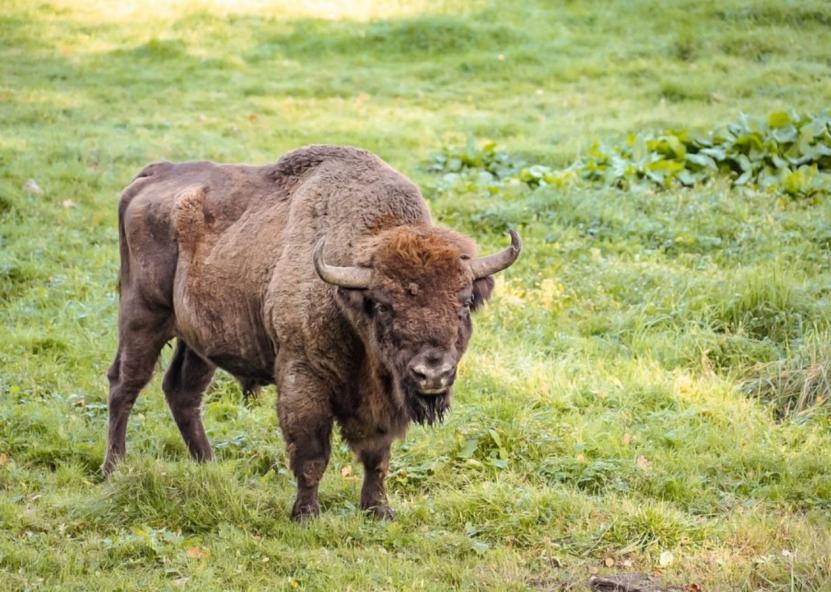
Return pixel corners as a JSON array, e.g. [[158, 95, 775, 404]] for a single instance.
[[468, 230, 522, 279], [313, 238, 372, 289]]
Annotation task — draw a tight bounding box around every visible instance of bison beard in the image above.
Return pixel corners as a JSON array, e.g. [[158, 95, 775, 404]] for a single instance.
[[385, 372, 450, 425], [405, 387, 450, 425]]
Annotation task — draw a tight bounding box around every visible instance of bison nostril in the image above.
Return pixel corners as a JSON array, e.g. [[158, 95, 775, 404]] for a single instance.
[[443, 366, 456, 383], [438, 366, 456, 387], [410, 366, 428, 382]]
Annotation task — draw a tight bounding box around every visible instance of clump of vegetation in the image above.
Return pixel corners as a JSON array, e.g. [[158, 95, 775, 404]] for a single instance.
[[741, 336, 831, 419], [710, 269, 819, 343], [429, 111, 831, 197], [427, 139, 522, 179], [427, 139, 531, 193], [428, 139, 576, 193], [583, 111, 831, 195]]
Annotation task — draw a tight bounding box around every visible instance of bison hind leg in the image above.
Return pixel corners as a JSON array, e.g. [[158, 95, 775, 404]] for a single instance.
[[103, 307, 172, 477], [162, 339, 216, 462]]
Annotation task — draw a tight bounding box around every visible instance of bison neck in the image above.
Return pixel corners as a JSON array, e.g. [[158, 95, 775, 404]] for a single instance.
[[331, 346, 411, 443]]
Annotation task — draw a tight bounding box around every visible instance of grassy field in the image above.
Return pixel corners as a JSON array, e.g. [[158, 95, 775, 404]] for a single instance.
[[2, 0, 831, 589]]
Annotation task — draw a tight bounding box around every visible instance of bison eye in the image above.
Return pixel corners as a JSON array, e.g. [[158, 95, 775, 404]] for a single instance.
[[374, 302, 392, 315], [459, 300, 472, 318]]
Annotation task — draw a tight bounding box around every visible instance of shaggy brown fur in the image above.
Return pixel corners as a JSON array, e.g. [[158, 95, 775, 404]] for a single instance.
[[103, 145, 516, 520]]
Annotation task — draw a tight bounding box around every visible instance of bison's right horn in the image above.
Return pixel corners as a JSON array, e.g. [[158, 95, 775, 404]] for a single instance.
[[468, 229, 522, 279], [313, 238, 372, 289]]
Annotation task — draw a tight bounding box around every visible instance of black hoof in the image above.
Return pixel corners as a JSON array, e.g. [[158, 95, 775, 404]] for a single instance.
[[364, 504, 395, 521], [291, 499, 320, 522], [100, 456, 119, 478]]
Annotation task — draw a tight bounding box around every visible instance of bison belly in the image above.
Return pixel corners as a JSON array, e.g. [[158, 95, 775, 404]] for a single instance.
[[173, 284, 275, 383]]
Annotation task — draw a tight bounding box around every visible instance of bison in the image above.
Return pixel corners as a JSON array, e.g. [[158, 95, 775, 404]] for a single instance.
[[103, 145, 520, 520]]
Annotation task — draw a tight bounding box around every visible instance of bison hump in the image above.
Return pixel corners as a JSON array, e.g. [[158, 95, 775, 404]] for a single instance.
[[268, 145, 375, 193]]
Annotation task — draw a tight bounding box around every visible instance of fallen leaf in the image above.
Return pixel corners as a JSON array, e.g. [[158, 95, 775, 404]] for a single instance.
[[659, 550, 674, 567], [622, 558, 633, 568], [290, 579, 300, 589], [0, 453, 8, 466], [62, 199, 76, 209], [604, 556, 615, 567], [341, 464, 352, 478], [636, 455, 651, 471], [186, 546, 209, 559], [24, 179, 43, 194]]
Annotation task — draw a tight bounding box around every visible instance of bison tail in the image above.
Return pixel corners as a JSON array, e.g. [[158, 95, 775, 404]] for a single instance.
[[173, 185, 209, 253], [239, 377, 263, 400], [115, 193, 130, 298]]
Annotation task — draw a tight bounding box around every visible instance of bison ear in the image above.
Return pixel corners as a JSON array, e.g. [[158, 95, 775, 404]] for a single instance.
[[471, 276, 495, 311]]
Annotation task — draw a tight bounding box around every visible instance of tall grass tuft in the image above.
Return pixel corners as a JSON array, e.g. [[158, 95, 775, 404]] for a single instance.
[[69, 460, 267, 533], [741, 335, 831, 419], [711, 267, 819, 343]]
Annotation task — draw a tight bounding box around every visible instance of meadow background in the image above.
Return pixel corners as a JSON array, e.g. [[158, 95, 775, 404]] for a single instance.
[[2, 0, 831, 589]]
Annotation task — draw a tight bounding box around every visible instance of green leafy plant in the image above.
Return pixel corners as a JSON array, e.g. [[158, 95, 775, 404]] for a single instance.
[[428, 138, 523, 178], [428, 141, 577, 194], [584, 110, 831, 195], [429, 111, 831, 197]]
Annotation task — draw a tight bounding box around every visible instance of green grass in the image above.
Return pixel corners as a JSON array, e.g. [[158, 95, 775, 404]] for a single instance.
[[2, 0, 831, 590]]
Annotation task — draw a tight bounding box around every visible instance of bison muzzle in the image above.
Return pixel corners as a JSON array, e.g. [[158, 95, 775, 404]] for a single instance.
[[102, 145, 520, 520]]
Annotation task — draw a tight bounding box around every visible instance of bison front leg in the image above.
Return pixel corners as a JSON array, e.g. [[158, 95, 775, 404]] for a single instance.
[[277, 364, 333, 522], [357, 442, 394, 520]]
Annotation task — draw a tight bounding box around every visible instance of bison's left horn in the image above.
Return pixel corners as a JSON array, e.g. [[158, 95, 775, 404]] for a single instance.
[[313, 238, 372, 289], [468, 230, 522, 279]]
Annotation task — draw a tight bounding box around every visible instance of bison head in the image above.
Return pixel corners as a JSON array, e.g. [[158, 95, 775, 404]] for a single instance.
[[314, 225, 521, 425]]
